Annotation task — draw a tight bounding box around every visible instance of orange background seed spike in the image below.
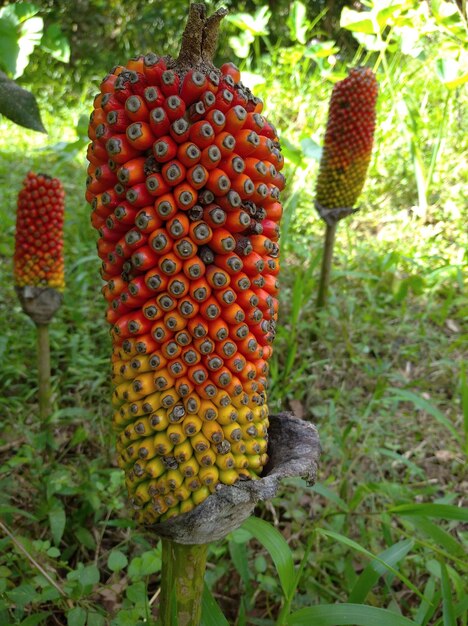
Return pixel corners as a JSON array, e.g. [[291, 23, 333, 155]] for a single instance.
[[315, 67, 378, 210]]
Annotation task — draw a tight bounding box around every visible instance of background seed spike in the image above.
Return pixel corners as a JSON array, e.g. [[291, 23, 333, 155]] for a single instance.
[[86, 5, 284, 525], [14, 172, 65, 291], [315, 67, 378, 211]]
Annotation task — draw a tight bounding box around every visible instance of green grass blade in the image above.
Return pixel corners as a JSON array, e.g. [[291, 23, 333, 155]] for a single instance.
[[201, 583, 230, 626], [229, 538, 251, 586], [348, 539, 413, 603], [285, 604, 418, 626], [404, 516, 465, 558], [311, 482, 350, 512], [389, 504, 468, 522], [414, 577, 437, 626], [276, 534, 315, 625], [376, 449, 425, 478], [389, 390, 461, 445], [433, 596, 468, 626], [440, 562, 456, 626], [461, 365, 468, 456], [242, 517, 296, 600], [318, 530, 430, 605]]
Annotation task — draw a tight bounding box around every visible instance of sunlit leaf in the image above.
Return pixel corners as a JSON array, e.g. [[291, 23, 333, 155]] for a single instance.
[[16, 15, 43, 78], [350, 32, 386, 51], [300, 138, 322, 162], [305, 40, 340, 59], [435, 58, 468, 89], [228, 32, 253, 59], [7, 2, 40, 23], [281, 138, 306, 167], [227, 7, 271, 36], [239, 71, 265, 90], [287, 1, 309, 44], [340, 8, 376, 35]]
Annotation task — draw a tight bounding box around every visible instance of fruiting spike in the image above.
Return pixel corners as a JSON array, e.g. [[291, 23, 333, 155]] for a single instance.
[[14, 172, 65, 290], [315, 67, 378, 211], [86, 5, 284, 524]]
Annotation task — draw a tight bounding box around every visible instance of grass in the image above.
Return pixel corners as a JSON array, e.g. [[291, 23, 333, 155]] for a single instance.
[[0, 36, 467, 626]]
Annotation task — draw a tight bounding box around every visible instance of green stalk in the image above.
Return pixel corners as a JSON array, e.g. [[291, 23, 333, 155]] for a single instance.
[[316, 221, 337, 309], [36, 323, 51, 420], [160, 540, 208, 626]]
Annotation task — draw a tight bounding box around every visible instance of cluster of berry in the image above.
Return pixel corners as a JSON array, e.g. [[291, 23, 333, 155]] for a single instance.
[[86, 54, 284, 523]]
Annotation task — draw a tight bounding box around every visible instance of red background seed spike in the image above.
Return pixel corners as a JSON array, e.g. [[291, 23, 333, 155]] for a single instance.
[[14, 172, 65, 291]]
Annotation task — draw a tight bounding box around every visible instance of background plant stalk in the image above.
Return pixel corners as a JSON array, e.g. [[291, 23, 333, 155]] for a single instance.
[[36, 323, 51, 420], [316, 221, 337, 309]]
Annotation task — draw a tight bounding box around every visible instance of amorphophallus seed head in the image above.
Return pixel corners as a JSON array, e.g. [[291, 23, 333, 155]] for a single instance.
[[86, 5, 284, 524], [14, 172, 65, 291], [315, 67, 378, 212]]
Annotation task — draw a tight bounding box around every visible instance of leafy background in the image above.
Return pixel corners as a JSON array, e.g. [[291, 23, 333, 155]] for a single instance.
[[0, 0, 466, 625]]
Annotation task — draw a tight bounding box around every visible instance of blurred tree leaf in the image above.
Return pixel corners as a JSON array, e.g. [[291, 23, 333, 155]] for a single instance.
[[239, 71, 265, 90], [287, 1, 310, 44], [229, 31, 254, 58], [280, 137, 305, 167], [0, 70, 46, 132], [41, 23, 70, 63], [0, 3, 43, 78], [16, 15, 43, 78], [300, 137, 322, 161], [0, 7, 19, 75], [304, 40, 340, 59], [226, 6, 271, 36], [340, 7, 376, 35], [6, 2, 40, 22], [435, 57, 468, 89]]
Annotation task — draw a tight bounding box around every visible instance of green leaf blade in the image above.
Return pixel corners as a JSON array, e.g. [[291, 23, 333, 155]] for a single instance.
[[201, 583, 230, 626], [348, 539, 414, 603], [285, 604, 419, 625], [0, 70, 46, 132], [389, 504, 468, 522], [242, 516, 296, 599]]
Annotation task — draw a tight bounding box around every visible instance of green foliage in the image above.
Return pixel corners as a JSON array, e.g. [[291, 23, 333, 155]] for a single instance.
[[0, 2, 70, 132], [0, 2, 69, 78], [0, 0, 467, 624], [0, 71, 46, 132], [0, 3, 43, 79]]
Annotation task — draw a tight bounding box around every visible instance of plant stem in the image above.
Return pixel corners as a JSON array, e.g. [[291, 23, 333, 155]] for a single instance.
[[316, 221, 337, 309], [160, 539, 208, 626], [36, 323, 51, 420]]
